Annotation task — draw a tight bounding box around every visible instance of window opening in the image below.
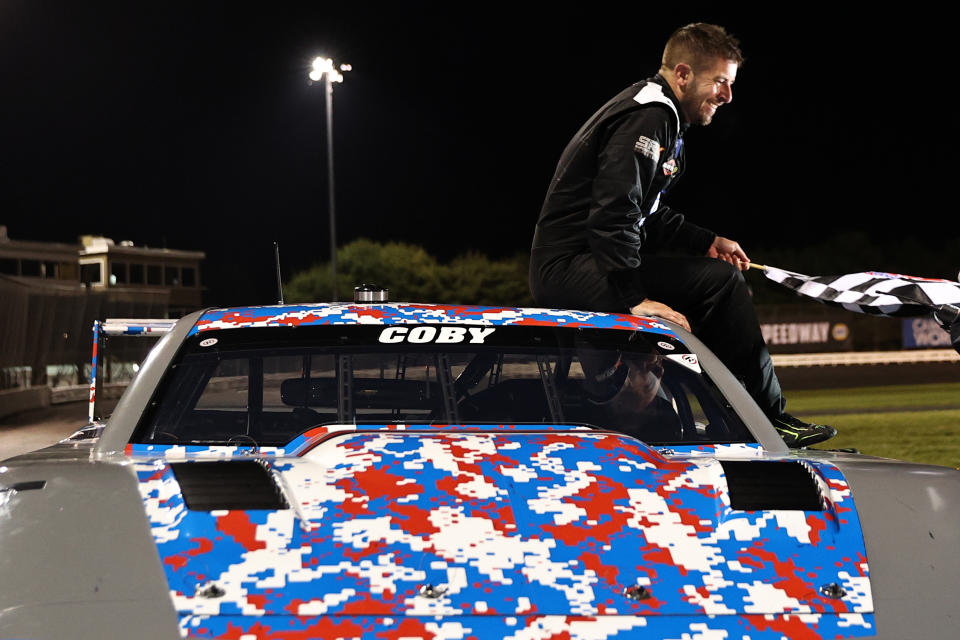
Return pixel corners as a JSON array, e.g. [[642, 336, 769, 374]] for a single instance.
[[80, 263, 102, 284], [300, 354, 312, 408], [111, 262, 127, 284], [21, 260, 42, 278], [133, 327, 754, 447], [489, 354, 503, 388], [537, 356, 565, 423], [337, 354, 353, 423], [247, 357, 263, 437], [436, 353, 460, 424]]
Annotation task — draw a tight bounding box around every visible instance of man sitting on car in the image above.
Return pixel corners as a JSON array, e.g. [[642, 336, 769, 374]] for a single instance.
[[528, 23, 835, 448]]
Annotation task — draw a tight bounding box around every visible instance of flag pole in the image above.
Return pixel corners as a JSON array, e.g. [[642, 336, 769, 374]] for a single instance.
[[747, 262, 767, 271]]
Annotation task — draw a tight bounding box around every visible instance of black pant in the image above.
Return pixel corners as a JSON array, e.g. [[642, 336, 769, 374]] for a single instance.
[[530, 248, 785, 417]]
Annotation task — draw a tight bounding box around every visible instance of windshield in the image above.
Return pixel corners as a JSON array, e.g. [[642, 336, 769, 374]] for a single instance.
[[132, 325, 753, 447]]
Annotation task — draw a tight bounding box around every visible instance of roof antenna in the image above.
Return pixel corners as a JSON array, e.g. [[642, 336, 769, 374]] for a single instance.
[[274, 242, 285, 304]]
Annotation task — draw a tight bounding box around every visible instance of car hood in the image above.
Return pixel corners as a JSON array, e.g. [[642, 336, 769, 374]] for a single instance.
[[129, 429, 876, 638], [0, 458, 180, 639]]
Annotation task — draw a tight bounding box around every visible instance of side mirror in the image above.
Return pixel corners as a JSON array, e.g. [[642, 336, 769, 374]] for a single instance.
[[61, 420, 107, 442]]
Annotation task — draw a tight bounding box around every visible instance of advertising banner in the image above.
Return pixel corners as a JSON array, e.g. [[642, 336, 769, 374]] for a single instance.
[[757, 305, 855, 353], [760, 320, 852, 353], [902, 317, 952, 348]]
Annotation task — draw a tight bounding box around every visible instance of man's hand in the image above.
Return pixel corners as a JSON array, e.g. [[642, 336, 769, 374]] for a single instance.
[[629, 299, 691, 332], [707, 236, 750, 271]]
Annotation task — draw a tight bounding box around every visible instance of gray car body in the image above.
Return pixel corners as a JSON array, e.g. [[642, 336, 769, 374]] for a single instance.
[[1, 308, 957, 639]]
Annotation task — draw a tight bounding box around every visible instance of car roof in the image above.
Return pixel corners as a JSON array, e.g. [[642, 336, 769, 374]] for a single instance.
[[94, 305, 789, 456], [188, 303, 679, 337]]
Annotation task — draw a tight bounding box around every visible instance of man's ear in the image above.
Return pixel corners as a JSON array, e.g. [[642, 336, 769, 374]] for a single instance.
[[673, 63, 693, 88]]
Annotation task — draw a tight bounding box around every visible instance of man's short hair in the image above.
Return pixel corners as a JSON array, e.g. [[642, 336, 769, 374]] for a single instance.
[[661, 23, 744, 72]]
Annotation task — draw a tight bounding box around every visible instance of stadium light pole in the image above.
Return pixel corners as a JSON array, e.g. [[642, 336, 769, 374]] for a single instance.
[[309, 56, 351, 301]]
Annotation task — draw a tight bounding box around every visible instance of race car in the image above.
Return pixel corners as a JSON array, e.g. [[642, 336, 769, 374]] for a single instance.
[[1, 297, 957, 639]]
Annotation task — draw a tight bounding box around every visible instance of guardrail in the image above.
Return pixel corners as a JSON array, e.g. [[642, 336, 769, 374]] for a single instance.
[[0, 383, 128, 421], [772, 349, 960, 367]]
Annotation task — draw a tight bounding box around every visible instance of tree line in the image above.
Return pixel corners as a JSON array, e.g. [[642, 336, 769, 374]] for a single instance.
[[286, 239, 534, 306], [287, 234, 960, 306]]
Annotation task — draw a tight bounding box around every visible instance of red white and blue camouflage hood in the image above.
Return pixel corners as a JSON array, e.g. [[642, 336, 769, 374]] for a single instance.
[[132, 425, 875, 639]]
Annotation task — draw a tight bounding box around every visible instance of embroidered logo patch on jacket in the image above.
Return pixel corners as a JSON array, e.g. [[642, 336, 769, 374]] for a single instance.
[[634, 136, 661, 162]]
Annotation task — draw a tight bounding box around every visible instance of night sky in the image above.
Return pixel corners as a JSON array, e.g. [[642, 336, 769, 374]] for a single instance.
[[2, 3, 956, 305]]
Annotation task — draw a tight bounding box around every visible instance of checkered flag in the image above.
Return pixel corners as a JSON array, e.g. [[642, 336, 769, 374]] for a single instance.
[[754, 264, 960, 318]]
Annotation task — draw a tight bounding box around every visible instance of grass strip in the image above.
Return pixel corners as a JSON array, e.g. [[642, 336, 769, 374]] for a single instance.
[[786, 382, 960, 414], [810, 409, 960, 469]]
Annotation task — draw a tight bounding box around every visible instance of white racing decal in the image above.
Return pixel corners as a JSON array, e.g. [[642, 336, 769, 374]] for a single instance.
[[668, 353, 701, 373], [199, 338, 218, 348], [378, 326, 497, 344], [656, 341, 675, 351]]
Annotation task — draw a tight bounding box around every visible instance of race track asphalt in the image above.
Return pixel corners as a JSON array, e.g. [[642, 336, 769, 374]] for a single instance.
[[0, 399, 118, 461]]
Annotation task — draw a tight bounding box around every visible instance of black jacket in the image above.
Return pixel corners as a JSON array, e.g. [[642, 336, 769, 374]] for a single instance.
[[531, 75, 716, 307]]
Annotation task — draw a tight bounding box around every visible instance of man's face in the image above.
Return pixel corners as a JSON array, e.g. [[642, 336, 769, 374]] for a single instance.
[[679, 57, 738, 126], [610, 356, 664, 413]]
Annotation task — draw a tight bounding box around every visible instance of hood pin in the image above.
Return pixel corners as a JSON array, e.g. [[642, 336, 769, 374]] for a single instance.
[[623, 585, 651, 601], [819, 583, 847, 599], [197, 583, 226, 599], [418, 584, 448, 599]]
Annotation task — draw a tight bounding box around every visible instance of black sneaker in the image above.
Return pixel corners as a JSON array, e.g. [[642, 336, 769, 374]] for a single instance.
[[771, 413, 837, 448]]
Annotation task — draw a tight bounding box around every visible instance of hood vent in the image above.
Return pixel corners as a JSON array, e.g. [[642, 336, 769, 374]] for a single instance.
[[170, 461, 288, 511], [720, 460, 824, 511]]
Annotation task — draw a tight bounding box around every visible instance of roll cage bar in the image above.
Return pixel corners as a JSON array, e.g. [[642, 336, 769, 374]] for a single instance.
[[88, 318, 178, 422]]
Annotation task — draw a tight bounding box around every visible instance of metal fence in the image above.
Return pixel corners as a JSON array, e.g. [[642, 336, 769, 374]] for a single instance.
[[0, 275, 170, 389]]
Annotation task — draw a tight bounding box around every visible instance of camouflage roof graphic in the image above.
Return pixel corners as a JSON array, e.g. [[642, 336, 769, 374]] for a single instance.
[[188, 304, 678, 337]]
